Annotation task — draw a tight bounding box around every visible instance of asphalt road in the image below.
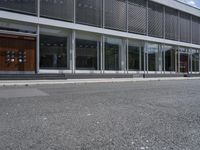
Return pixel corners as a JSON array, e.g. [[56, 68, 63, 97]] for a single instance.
[[0, 80, 200, 150]]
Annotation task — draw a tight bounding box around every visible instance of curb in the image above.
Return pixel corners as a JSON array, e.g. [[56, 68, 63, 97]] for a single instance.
[[0, 77, 200, 86]]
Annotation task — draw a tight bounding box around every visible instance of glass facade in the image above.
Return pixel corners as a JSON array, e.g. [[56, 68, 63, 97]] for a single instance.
[[40, 27, 70, 69], [146, 43, 162, 71], [76, 32, 101, 70], [0, 0, 200, 47], [0, 0, 200, 75], [104, 37, 123, 70], [163, 45, 177, 72], [179, 48, 189, 73], [128, 40, 144, 71], [191, 49, 199, 72]]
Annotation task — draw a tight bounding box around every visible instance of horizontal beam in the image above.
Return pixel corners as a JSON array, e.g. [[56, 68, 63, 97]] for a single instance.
[[0, 10, 200, 49]]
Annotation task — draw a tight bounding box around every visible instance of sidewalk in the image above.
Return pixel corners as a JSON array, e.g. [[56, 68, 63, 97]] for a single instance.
[[1, 77, 200, 86]]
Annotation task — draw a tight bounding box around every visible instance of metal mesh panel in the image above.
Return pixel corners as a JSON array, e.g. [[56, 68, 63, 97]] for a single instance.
[[76, 0, 102, 27], [0, 0, 37, 15], [192, 16, 200, 45], [180, 12, 191, 43], [40, 0, 74, 22], [165, 7, 179, 41], [128, 0, 147, 35], [148, 2, 164, 38], [104, 0, 127, 31]]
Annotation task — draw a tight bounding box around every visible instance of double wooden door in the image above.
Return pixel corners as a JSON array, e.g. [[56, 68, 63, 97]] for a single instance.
[[0, 34, 36, 72]]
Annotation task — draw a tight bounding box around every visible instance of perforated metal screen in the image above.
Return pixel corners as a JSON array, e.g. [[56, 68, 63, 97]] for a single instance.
[[148, 2, 164, 38], [76, 0, 102, 27], [128, 0, 147, 35], [104, 0, 127, 31], [165, 7, 179, 41], [192, 16, 200, 45], [180, 12, 191, 43], [0, 0, 37, 15], [40, 0, 74, 22]]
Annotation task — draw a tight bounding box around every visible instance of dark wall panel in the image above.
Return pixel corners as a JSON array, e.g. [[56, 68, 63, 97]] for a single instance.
[[104, 0, 127, 31], [76, 0, 102, 27], [180, 12, 191, 43], [40, 0, 74, 22], [0, 0, 37, 15], [165, 7, 179, 41], [192, 16, 200, 45], [128, 0, 147, 35], [148, 2, 164, 38]]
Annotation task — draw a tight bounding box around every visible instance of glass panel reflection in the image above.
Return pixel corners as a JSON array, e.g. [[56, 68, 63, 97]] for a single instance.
[[76, 39, 99, 70], [179, 48, 189, 73], [128, 46, 140, 71], [105, 37, 122, 70], [191, 49, 199, 72], [163, 45, 176, 72], [40, 28, 69, 69], [147, 43, 161, 71]]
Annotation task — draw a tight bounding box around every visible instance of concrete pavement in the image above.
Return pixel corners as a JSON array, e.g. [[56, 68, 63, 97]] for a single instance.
[[0, 80, 200, 149]]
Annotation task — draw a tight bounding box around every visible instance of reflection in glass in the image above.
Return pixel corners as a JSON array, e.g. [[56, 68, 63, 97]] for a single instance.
[[40, 28, 69, 69], [76, 39, 99, 70], [128, 46, 139, 71], [147, 43, 161, 71], [105, 38, 122, 70], [179, 48, 189, 73], [163, 45, 176, 72], [191, 50, 199, 72]]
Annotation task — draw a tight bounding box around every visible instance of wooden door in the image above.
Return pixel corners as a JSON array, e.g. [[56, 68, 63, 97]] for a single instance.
[[0, 34, 36, 72]]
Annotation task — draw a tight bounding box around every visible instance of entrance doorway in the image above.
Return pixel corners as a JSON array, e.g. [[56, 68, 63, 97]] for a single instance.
[[0, 34, 36, 73]]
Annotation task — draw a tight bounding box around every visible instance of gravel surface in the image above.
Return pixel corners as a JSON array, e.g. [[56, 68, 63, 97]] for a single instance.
[[0, 80, 200, 150]]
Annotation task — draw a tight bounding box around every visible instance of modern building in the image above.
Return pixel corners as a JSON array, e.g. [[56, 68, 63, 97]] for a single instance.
[[0, 0, 200, 78]]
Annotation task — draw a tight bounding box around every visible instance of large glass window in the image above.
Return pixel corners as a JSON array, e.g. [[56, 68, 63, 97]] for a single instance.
[[40, 0, 74, 22], [76, 32, 101, 70], [146, 43, 162, 71], [128, 46, 140, 71], [163, 45, 177, 72], [128, 40, 144, 71], [191, 49, 199, 72], [40, 27, 70, 70], [76, 0, 102, 27], [104, 37, 123, 70], [0, 0, 37, 15]]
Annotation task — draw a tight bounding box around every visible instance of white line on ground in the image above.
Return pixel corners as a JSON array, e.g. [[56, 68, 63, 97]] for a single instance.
[[0, 77, 200, 86]]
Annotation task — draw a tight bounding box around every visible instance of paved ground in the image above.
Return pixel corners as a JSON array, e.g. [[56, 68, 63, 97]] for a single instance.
[[0, 80, 200, 150]]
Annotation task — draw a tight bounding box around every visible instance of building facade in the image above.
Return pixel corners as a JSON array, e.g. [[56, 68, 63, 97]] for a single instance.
[[0, 0, 200, 76]]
